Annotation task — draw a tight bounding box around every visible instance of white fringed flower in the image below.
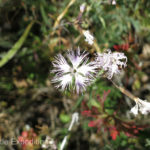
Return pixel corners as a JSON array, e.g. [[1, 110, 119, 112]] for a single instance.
[[51, 48, 97, 93], [131, 98, 150, 115], [83, 30, 94, 45], [112, 0, 116, 5], [96, 50, 127, 79]]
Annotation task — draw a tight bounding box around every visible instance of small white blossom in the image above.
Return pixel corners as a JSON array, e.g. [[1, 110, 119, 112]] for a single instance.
[[42, 136, 57, 149], [60, 112, 79, 150], [131, 98, 150, 115], [51, 48, 97, 93], [96, 49, 127, 79], [83, 30, 94, 45], [68, 112, 79, 131], [80, 3, 86, 13], [112, 0, 116, 5]]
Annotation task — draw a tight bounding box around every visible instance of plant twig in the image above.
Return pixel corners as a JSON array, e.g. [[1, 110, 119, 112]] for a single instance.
[[111, 80, 139, 103], [51, 0, 76, 36], [73, 24, 101, 52]]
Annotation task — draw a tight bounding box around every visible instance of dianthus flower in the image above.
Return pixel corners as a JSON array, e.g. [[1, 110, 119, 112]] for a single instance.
[[96, 50, 127, 79], [51, 48, 97, 93], [131, 98, 150, 115]]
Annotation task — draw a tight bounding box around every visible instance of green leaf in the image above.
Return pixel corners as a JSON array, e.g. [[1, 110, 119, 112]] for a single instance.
[[89, 99, 100, 108], [72, 95, 84, 112], [99, 16, 106, 28], [60, 113, 71, 123]]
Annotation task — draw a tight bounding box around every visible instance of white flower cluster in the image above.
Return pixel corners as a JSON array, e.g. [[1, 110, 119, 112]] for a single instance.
[[96, 49, 127, 79], [51, 49, 127, 93], [131, 98, 150, 115], [51, 49, 150, 116]]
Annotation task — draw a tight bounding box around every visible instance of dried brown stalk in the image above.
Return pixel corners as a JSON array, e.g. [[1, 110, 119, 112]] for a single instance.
[[111, 80, 139, 103]]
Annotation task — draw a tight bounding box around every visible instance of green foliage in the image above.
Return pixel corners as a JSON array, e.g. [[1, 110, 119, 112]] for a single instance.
[[60, 113, 71, 123], [0, 21, 34, 68], [110, 132, 132, 150], [93, 80, 122, 100]]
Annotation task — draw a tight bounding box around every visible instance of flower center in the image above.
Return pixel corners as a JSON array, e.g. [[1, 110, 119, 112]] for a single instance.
[[70, 68, 77, 75], [73, 69, 77, 73]]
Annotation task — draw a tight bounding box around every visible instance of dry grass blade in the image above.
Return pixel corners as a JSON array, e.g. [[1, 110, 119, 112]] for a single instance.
[[52, 0, 76, 34]]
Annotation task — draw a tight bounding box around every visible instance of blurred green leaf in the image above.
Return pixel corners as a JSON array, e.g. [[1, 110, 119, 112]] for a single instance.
[[88, 99, 101, 108], [0, 21, 34, 68], [60, 113, 71, 123], [99, 16, 106, 28]]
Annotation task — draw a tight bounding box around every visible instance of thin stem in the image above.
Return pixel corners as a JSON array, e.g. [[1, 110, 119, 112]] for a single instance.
[[51, 0, 76, 36], [110, 80, 139, 103]]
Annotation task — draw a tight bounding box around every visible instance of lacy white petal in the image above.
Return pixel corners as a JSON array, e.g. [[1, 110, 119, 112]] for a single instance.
[[138, 99, 150, 115], [75, 74, 87, 93], [77, 63, 96, 77], [83, 30, 94, 45], [67, 48, 88, 69], [96, 50, 127, 79], [52, 54, 70, 75], [130, 99, 150, 115], [130, 103, 138, 115], [52, 74, 72, 90]]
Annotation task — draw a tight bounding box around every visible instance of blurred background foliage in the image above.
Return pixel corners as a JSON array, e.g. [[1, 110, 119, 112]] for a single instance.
[[0, 0, 150, 149]]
